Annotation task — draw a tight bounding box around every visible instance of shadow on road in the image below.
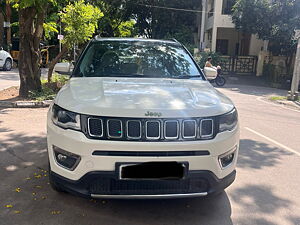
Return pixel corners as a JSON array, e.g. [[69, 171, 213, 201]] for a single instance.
[[219, 84, 287, 98], [230, 183, 297, 225], [238, 139, 292, 169], [0, 108, 48, 171]]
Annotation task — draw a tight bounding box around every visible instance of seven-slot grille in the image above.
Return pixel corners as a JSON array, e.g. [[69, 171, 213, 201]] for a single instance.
[[85, 117, 215, 142]]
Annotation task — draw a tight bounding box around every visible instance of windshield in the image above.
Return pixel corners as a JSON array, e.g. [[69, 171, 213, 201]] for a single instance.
[[73, 40, 203, 79]]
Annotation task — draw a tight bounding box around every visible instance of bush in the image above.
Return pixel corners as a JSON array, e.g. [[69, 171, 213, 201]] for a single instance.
[[29, 73, 69, 101]]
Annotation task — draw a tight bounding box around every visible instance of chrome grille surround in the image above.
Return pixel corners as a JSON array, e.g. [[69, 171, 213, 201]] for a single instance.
[[126, 120, 142, 139], [107, 119, 123, 138], [87, 118, 104, 138], [200, 119, 214, 139], [164, 120, 179, 140], [145, 120, 161, 140], [182, 120, 197, 139], [84, 116, 216, 142]]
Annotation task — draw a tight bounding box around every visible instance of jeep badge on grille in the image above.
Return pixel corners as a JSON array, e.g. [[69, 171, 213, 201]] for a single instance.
[[145, 111, 162, 117]]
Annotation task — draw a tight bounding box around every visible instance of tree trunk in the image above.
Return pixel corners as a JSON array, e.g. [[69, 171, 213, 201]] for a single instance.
[[47, 46, 68, 82], [5, 0, 11, 49], [18, 7, 45, 97], [0, 12, 4, 46], [285, 54, 293, 76]]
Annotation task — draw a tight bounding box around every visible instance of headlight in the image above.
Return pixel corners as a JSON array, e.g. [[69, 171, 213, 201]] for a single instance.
[[51, 104, 81, 130], [219, 108, 238, 132]]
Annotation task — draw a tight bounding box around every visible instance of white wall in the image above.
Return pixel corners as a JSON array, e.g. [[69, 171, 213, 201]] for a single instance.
[[215, 15, 235, 28], [216, 28, 240, 55], [249, 35, 264, 56]]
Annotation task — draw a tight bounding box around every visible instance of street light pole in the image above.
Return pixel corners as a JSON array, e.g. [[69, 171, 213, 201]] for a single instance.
[[288, 30, 300, 101]]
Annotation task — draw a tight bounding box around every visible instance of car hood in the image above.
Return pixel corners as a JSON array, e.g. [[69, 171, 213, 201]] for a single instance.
[[55, 77, 234, 118]]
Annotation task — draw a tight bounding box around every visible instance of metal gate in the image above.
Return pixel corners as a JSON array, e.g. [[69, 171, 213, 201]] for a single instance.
[[219, 56, 258, 75]]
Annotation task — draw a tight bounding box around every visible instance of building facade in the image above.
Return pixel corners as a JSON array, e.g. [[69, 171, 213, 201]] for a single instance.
[[199, 0, 265, 57]]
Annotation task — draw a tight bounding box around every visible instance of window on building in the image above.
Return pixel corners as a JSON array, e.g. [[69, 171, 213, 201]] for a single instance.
[[207, 29, 213, 41], [208, 0, 215, 18], [222, 0, 236, 15]]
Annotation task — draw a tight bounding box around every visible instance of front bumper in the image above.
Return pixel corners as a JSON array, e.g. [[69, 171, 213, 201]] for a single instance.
[[50, 169, 236, 199], [47, 113, 239, 198]]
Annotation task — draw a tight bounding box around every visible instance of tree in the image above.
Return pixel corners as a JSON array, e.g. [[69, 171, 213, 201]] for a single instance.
[[87, 0, 137, 37], [232, 0, 300, 75], [91, 0, 200, 47], [47, 0, 103, 81], [15, 0, 55, 97]]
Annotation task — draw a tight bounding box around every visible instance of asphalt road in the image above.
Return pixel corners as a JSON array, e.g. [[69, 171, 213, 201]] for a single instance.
[[0, 84, 299, 225], [0, 69, 48, 91], [0, 69, 20, 91]]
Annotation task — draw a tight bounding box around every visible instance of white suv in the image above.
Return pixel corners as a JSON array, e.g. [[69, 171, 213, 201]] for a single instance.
[[0, 48, 13, 71], [47, 38, 239, 199]]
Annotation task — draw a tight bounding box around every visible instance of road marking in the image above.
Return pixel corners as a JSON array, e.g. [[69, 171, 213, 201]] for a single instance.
[[257, 96, 300, 113], [245, 127, 300, 157]]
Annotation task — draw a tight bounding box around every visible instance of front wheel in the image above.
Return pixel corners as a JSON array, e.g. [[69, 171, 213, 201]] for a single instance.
[[3, 58, 12, 71], [215, 76, 226, 87]]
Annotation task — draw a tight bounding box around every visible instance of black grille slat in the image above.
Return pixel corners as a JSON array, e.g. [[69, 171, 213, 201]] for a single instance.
[[89, 178, 208, 195], [200, 119, 213, 137], [146, 121, 160, 139], [88, 118, 103, 137], [183, 120, 196, 138], [108, 120, 123, 138], [127, 121, 141, 139], [165, 121, 178, 139]]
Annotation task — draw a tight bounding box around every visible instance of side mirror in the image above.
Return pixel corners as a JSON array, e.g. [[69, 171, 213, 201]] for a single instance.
[[54, 62, 74, 75], [203, 67, 218, 80], [0, 47, 3, 51]]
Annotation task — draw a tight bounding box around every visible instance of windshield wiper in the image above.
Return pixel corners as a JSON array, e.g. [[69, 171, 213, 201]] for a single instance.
[[102, 73, 154, 78]]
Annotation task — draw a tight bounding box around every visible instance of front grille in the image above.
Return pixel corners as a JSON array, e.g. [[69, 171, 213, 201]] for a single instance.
[[82, 116, 216, 142], [89, 177, 209, 195]]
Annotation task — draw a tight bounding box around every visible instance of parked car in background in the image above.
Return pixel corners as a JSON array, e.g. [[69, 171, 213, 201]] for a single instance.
[[0, 48, 13, 71], [48, 38, 240, 199]]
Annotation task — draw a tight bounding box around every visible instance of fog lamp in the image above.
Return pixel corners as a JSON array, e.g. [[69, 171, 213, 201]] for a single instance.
[[53, 145, 81, 171], [218, 147, 236, 169]]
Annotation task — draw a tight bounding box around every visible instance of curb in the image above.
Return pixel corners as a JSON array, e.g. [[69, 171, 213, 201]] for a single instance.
[[0, 100, 52, 108], [268, 99, 300, 111]]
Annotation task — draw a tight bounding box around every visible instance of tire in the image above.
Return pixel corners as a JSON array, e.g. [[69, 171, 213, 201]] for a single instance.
[[3, 58, 12, 71], [48, 165, 65, 193], [215, 76, 226, 87]]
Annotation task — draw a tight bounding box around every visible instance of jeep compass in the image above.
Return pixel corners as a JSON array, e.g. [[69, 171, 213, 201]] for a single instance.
[[47, 37, 239, 199]]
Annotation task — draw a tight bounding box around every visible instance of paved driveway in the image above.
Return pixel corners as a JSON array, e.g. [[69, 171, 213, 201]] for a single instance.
[[0, 84, 299, 225], [0, 69, 48, 91], [0, 69, 20, 91]]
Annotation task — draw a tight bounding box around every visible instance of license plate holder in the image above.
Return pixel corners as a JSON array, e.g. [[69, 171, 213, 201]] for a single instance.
[[117, 162, 188, 180]]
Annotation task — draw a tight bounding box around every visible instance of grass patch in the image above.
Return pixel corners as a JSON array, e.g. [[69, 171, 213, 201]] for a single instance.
[[269, 96, 287, 101], [29, 73, 69, 101]]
